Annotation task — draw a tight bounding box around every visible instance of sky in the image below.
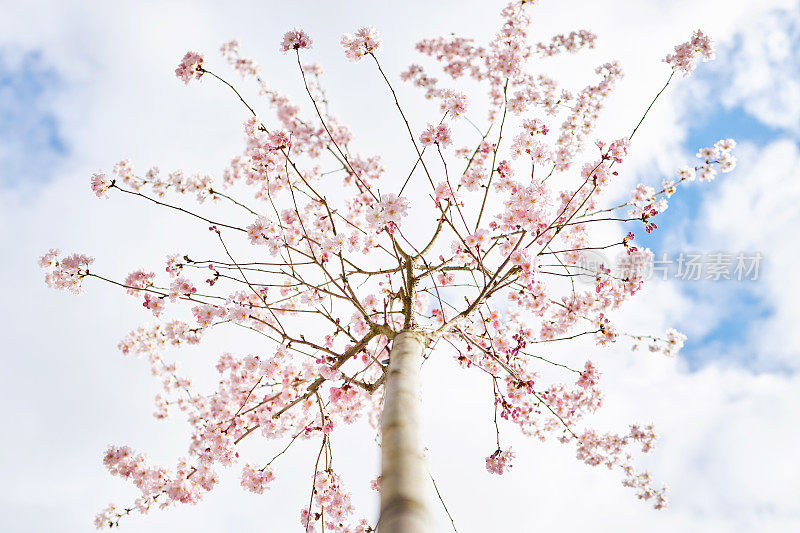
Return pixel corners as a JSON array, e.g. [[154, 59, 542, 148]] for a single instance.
[[1, 0, 799, 532]]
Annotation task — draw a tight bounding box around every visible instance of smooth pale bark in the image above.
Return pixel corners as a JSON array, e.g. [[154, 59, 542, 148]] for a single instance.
[[380, 331, 431, 532]]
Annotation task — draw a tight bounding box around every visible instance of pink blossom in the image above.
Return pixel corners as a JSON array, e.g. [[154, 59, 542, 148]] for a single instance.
[[267, 130, 291, 149], [715, 138, 736, 152], [511, 133, 550, 162], [676, 166, 696, 181], [94, 503, 118, 529], [594, 314, 617, 346], [577, 361, 601, 389], [607, 137, 630, 163], [38, 248, 59, 270], [220, 39, 261, 77], [664, 30, 715, 76], [341, 27, 382, 61], [124, 270, 155, 295], [536, 29, 597, 56], [485, 448, 515, 474], [192, 304, 220, 327], [434, 123, 452, 147], [368, 193, 408, 229], [663, 328, 687, 357], [718, 152, 737, 173], [143, 293, 165, 317], [439, 89, 468, 117], [434, 182, 458, 204], [465, 229, 489, 250], [175, 52, 204, 84], [461, 165, 486, 190], [370, 476, 381, 491], [165, 254, 183, 277], [168, 277, 197, 301], [437, 271, 455, 285], [319, 363, 342, 381], [280, 29, 313, 52], [696, 146, 720, 161], [522, 118, 548, 136], [240, 464, 275, 494], [302, 469, 365, 531], [419, 125, 436, 146], [698, 164, 717, 182], [40, 250, 93, 294], [246, 216, 276, 245], [90, 172, 112, 198], [697, 139, 737, 173], [419, 123, 452, 147]]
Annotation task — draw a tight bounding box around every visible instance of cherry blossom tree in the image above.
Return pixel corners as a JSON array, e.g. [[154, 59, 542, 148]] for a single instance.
[[42, 1, 734, 531]]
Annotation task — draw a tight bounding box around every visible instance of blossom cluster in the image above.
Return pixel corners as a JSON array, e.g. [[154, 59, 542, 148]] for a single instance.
[[365, 193, 409, 231], [301, 470, 371, 533], [340, 27, 382, 61], [39, 249, 93, 294], [219, 40, 261, 77], [90, 171, 112, 198], [240, 463, 276, 494], [280, 29, 313, 53], [175, 51, 205, 84], [576, 426, 667, 509], [419, 123, 452, 147], [41, 0, 733, 527], [664, 29, 715, 76], [97, 445, 220, 527], [630, 328, 687, 357], [628, 138, 736, 223], [485, 448, 515, 475], [90, 159, 215, 204], [535, 29, 597, 56]]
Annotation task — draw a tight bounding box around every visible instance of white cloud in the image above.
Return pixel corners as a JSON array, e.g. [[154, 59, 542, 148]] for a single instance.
[[713, 2, 800, 134], [1, 1, 799, 532], [689, 140, 800, 370]]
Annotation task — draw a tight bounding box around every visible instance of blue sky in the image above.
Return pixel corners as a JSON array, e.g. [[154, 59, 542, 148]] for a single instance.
[[0, 50, 66, 189]]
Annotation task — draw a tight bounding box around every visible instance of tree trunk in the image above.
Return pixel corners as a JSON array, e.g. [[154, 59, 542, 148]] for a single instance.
[[379, 331, 431, 532]]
